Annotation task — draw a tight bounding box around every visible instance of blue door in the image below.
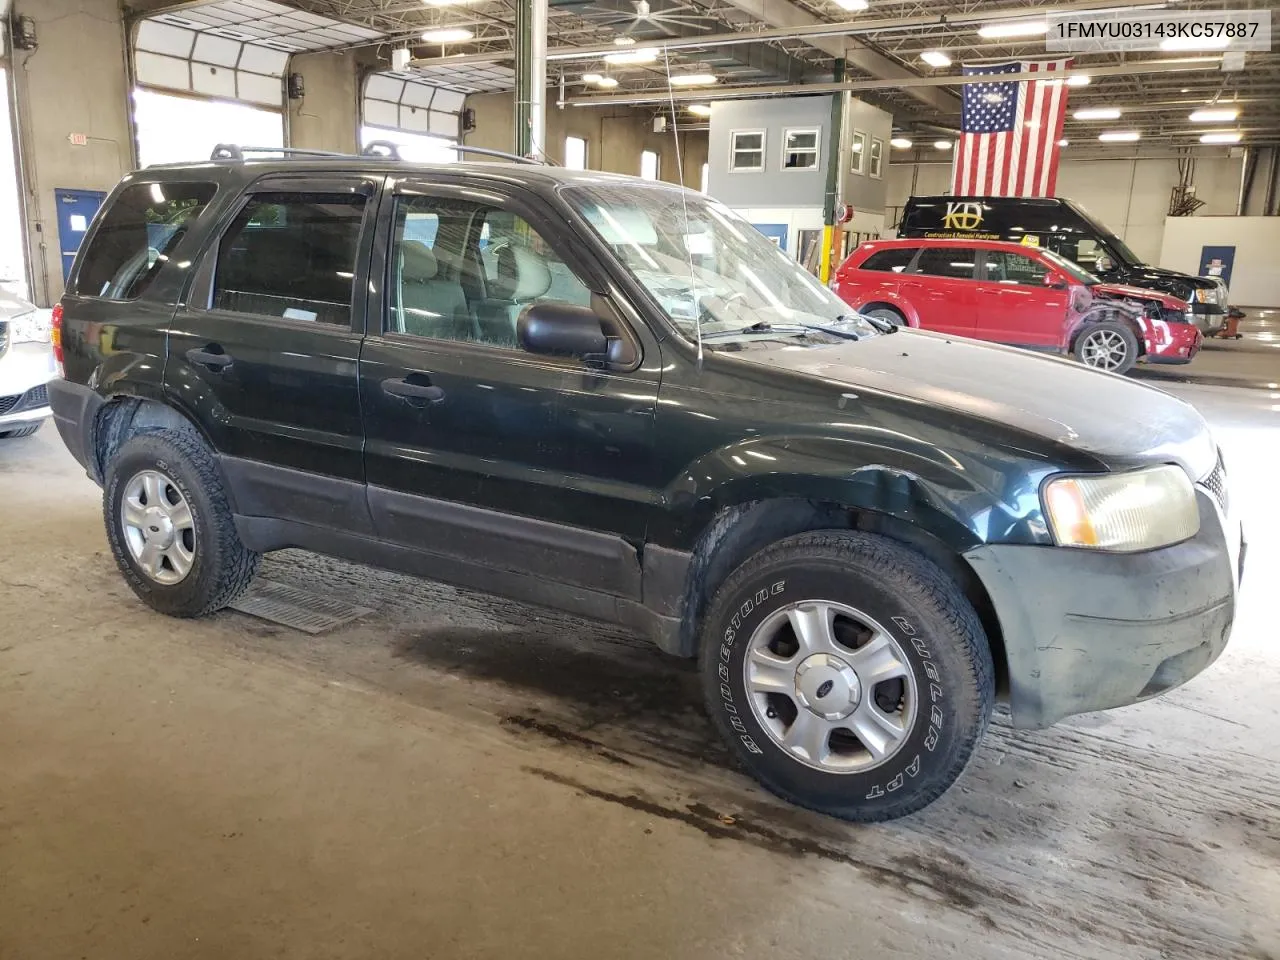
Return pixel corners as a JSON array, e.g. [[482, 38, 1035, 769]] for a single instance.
[[55, 188, 108, 283], [1198, 244, 1235, 291]]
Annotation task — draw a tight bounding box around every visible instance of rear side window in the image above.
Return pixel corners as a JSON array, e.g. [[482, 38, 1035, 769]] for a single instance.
[[859, 247, 916, 273], [75, 181, 216, 300], [213, 192, 367, 326], [914, 247, 977, 280]]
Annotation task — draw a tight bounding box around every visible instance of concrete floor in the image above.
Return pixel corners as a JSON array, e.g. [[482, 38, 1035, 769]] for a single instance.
[[3, 324, 1280, 959]]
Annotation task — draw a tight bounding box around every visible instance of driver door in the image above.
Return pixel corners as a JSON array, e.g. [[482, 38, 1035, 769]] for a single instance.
[[359, 181, 664, 595]]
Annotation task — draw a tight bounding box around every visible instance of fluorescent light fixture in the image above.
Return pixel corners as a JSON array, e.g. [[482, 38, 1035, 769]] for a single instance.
[[668, 73, 717, 86], [1200, 131, 1242, 144], [1066, 74, 1091, 87], [421, 27, 473, 42], [934, 140, 953, 150], [1190, 108, 1238, 123], [1098, 131, 1141, 142], [977, 21, 1048, 39], [1160, 34, 1230, 51], [687, 103, 712, 117], [920, 50, 951, 68], [583, 73, 603, 83], [890, 137, 914, 149], [1057, 138, 1069, 147], [1074, 107, 1122, 120], [604, 48, 658, 65], [421, 0, 477, 5], [834, 0, 869, 10], [595, 76, 618, 88], [613, 36, 635, 46]]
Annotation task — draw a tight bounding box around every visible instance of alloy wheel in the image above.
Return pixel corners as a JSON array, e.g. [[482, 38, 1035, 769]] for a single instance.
[[1079, 329, 1130, 370], [121, 469, 196, 585]]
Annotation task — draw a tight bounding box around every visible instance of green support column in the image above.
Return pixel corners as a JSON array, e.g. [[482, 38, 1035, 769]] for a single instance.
[[514, 0, 532, 156], [820, 58, 846, 283]]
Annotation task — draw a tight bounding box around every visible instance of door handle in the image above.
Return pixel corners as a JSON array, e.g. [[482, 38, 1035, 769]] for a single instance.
[[381, 376, 445, 403], [186, 346, 233, 371]]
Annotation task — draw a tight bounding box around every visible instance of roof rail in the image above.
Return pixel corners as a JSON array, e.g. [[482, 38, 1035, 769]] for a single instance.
[[447, 145, 547, 165], [360, 140, 402, 160], [210, 144, 349, 161]]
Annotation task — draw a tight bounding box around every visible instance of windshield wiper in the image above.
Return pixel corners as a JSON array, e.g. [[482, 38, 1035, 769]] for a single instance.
[[702, 319, 869, 343]]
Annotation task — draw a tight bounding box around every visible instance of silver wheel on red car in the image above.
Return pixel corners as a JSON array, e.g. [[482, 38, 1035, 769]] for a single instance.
[[1074, 321, 1138, 375]]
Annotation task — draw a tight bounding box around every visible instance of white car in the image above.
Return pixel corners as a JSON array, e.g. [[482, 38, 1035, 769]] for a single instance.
[[0, 290, 56, 439]]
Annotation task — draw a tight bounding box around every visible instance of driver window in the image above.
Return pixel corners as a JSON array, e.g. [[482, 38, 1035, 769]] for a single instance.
[[389, 195, 592, 350], [983, 250, 1049, 286]]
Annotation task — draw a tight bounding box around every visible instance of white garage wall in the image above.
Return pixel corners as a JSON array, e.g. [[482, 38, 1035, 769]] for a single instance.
[[1160, 217, 1280, 308], [887, 153, 1243, 266]]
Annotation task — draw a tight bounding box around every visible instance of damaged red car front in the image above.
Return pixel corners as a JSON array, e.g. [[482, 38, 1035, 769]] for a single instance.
[[1079, 282, 1202, 368]]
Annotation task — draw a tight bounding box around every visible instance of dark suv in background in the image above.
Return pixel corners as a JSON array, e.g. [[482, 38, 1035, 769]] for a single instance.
[[48, 149, 1242, 822]]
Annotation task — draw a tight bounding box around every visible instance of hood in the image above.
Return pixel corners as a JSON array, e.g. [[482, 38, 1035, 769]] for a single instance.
[[1091, 282, 1188, 310], [1120, 263, 1216, 290], [732, 330, 1217, 479]]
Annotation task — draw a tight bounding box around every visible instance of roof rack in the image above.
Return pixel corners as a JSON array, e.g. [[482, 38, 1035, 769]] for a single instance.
[[209, 142, 550, 166]]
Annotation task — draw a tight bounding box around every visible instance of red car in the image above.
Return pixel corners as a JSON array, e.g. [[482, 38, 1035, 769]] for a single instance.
[[833, 238, 1201, 374]]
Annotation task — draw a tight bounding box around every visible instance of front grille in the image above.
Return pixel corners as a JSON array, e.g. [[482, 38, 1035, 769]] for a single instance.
[[0, 320, 8, 358], [0, 384, 49, 417], [1201, 455, 1229, 515]]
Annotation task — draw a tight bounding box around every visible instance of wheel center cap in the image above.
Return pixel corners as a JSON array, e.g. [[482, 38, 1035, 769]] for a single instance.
[[142, 507, 175, 549], [794, 653, 861, 720]]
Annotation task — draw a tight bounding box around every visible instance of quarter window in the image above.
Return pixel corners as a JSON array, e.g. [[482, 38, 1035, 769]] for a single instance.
[[730, 130, 765, 171], [782, 128, 820, 170], [212, 192, 367, 326], [389, 195, 592, 350], [914, 247, 977, 280], [860, 247, 917, 273], [983, 250, 1050, 286], [74, 180, 217, 301]]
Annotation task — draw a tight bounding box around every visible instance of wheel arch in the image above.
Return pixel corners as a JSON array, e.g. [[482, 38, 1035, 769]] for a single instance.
[[91, 394, 214, 484]]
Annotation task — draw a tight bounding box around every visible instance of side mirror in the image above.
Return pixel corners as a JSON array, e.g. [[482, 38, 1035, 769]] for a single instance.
[[517, 301, 610, 360]]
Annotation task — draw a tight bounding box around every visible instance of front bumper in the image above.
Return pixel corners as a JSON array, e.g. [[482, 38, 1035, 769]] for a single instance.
[[0, 342, 56, 430], [964, 491, 1241, 729], [1142, 323, 1203, 365]]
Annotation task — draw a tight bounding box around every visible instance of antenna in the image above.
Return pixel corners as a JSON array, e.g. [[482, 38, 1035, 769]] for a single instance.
[[662, 45, 702, 368]]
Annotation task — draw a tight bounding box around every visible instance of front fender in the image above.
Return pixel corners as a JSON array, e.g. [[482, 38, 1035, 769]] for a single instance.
[[651, 435, 1045, 552]]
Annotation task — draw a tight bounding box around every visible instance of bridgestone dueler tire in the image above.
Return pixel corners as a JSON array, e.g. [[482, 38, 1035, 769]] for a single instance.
[[103, 430, 260, 617], [699, 531, 994, 822]]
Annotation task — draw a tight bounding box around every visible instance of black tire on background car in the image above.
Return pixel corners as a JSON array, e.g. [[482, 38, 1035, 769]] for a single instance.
[[103, 429, 260, 617], [860, 304, 907, 327], [0, 423, 42, 439], [1074, 321, 1139, 375], [698, 531, 994, 822]]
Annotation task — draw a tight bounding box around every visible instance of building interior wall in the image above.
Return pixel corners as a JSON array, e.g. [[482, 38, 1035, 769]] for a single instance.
[[287, 51, 360, 155]]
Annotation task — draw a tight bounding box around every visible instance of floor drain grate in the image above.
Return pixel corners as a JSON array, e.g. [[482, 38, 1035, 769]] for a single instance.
[[230, 580, 373, 635]]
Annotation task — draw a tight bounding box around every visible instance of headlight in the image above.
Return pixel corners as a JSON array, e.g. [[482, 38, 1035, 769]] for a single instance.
[[9, 310, 51, 343], [1195, 289, 1211, 303], [1042, 465, 1199, 551]]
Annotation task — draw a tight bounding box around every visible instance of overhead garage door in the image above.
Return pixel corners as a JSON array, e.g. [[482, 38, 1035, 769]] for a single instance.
[[361, 74, 464, 164]]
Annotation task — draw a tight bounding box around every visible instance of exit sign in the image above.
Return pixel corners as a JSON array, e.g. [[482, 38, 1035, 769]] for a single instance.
[[67, 133, 88, 146]]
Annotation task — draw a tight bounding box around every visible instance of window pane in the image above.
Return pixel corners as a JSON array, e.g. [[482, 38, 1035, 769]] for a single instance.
[[213, 192, 366, 325], [733, 132, 763, 151], [869, 138, 883, 177], [731, 149, 763, 170], [785, 131, 817, 151], [564, 136, 587, 170], [861, 247, 917, 273], [75, 181, 217, 300], [915, 247, 976, 280], [640, 150, 659, 181], [390, 196, 592, 350], [851, 130, 867, 174], [985, 250, 1049, 286], [783, 129, 819, 170]]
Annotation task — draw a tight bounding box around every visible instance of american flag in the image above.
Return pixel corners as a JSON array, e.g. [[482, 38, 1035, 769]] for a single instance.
[[950, 60, 1072, 198]]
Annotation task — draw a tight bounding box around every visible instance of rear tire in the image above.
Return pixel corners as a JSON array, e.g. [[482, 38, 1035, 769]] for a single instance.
[[698, 531, 994, 822], [0, 423, 42, 439], [103, 429, 260, 617], [1074, 321, 1138, 375], [860, 305, 906, 327]]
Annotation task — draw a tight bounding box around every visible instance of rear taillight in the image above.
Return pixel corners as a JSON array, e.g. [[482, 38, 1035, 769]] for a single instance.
[[50, 302, 64, 376]]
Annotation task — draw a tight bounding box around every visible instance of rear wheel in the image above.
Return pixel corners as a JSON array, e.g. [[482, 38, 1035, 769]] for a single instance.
[[698, 531, 994, 822], [860, 305, 906, 327], [1074, 321, 1138, 374]]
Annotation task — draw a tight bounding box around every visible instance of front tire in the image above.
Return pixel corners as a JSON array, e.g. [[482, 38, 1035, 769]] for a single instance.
[[103, 429, 260, 617], [1074, 321, 1138, 374], [699, 531, 994, 822]]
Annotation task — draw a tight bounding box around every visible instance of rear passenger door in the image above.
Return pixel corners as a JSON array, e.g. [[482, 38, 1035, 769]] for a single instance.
[[165, 176, 380, 533], [898, 247, 979, 336]]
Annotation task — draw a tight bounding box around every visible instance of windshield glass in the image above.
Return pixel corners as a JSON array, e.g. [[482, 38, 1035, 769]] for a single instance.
[[1040, 247, 1098, 285], [563, 180, 879, 345], [1068, 199, 1142, 265]]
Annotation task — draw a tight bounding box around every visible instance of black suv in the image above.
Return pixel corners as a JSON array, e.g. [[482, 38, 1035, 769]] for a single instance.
[[48, 149, 1242, 821]]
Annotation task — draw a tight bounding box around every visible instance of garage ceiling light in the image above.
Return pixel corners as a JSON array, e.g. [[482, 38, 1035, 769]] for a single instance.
[[920, 50, 951, 68], [1074, 107, 1122, 120], [421, 0, 477, 5], [834, 0, 869, 10], [1057, 139, 1069, 147], [604, 48, 658, 65], [890, 137, 913, 148], [613, 36, 636, 45], [1190, 108, 1238, 123], [1066, 74, 1091, 87], [1160, 34, 1231, 51], [421, 27, 473, 42], [977, 21, 1048, 39], [583, 73, 618, 88], [1098, 131, 1141, 142], [687, 104, 712, 117], [669, 73, 717, 86], [934, 140, 953, 150], [1200, 131, 1242, 144]]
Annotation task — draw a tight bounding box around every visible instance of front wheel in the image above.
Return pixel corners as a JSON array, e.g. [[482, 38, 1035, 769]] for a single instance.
[[699, 531, 994, 822], [1074, 321, 1138, 374]]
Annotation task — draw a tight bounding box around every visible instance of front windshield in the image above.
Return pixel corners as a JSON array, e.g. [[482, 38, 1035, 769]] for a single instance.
[[1069, 200, 1141, 265], [563, 180, 878, 345], [1040, 247, 1098, 285]]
